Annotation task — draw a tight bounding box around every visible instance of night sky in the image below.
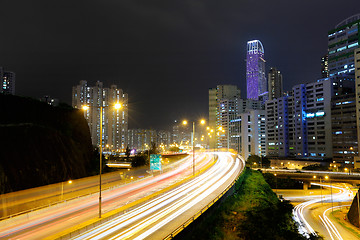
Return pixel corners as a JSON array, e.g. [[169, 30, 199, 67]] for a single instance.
[[1, 1, 359, 130]]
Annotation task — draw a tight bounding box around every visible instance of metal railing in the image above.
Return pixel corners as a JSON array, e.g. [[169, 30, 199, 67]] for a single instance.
[[163, 161, 242, 239]]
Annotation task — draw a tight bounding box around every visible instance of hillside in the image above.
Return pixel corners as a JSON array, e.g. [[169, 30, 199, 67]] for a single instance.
[[176, 168, 308, 240], [0, 94, 93, 193]]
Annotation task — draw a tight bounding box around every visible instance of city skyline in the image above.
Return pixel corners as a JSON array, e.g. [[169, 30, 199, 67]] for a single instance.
[[0, 1, 359, 129]]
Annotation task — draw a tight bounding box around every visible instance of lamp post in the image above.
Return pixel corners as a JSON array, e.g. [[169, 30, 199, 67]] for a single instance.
[[274, 173, 277, 196], [183, 119, 205, 176], [83, 102, 121, 218], [324, 175, 333, 211], [61, 180, 72, 201]]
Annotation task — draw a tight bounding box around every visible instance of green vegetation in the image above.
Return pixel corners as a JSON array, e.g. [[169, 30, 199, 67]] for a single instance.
[[302, 164, 329, 171], [176, 168, 309, 240], [246, 155, 270, 168], [263, 172, 303, 189]]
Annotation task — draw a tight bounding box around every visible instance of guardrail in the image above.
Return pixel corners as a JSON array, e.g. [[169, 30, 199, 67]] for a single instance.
[[163, 158, 242, 240]]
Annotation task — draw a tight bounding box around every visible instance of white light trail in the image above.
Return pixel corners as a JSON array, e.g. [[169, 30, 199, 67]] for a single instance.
[[70, 152, 241, 240]]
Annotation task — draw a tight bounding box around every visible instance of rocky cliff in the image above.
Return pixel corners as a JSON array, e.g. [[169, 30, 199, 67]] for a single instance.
[[0, 94, 93, 193]]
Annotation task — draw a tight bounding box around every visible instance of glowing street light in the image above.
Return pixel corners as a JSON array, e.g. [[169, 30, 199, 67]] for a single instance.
[[183, 119, 206, 176], [83, 102, 122, 218], [61, 180, 72, 201]]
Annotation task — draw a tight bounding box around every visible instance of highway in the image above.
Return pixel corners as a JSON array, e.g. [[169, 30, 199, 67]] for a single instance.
[[0, 152, 243, 239], [70, 152, 242, 240]]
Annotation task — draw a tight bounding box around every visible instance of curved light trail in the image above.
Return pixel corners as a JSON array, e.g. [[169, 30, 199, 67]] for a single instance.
[[0, 152, 243, 240], [293, 183, 353, 239], [70, 152, 242, 240]]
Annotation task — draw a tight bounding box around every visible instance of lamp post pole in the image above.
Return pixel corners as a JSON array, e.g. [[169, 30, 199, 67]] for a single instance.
[[83, 103, 121, 219], [192, 121, 195, 176], [320, 177, 323, 204], [99, 105, 103, 218]]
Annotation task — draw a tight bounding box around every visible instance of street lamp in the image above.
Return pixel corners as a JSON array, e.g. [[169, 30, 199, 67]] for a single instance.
[[324, 175, 333, 211], [83, 102, 122, 218], [61, 180, 72, 201], [314, 175, 323, 204], [274, 173, 278, 195], [183, 119, 206, 176]]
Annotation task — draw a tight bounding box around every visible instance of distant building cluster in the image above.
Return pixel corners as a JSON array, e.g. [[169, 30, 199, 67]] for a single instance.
[[0, 67, 15, 95], [72, 80, 174, 154], [128, 129, 172, 152], [209, 13, 360, 169], [72, 80, 129, 152]]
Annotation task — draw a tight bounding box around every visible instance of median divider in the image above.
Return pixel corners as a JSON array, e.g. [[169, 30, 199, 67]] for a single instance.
[[47, 155, 216, 240]]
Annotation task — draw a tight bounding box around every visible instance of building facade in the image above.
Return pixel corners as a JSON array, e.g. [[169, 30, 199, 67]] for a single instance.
[[331, 93, 357, 166], [208, 85, 241, 149], [246, 40, 266, 100], [265, 78, 344, 159], [72, 80, 128, 151], [321, 55, 329, 78], [355, 48, 360, 168], [229, 110, 266, 160], [128, 129, 157, 152], [268, 67, 283, 100], [328, 14, 360, 76], [0, 67, 15, 95]]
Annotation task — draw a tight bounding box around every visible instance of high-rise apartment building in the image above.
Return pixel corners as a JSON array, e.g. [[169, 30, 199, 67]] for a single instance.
[[157, 130, 172, 146], [0, 67, 15, 95], [72, 80, 128, 151], [328, 14, 360, 76], [268, 67, 283, 100], [246, 40, 266, 100], [128, 129, 157, 152], [209, 85, 241, 149]]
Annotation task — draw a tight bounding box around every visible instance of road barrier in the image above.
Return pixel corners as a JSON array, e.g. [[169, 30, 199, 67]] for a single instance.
[[163, 158, 242, 240]]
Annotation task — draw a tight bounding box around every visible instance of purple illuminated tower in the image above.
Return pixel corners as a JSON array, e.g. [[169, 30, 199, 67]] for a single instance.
[[246, 40, 266, 100]]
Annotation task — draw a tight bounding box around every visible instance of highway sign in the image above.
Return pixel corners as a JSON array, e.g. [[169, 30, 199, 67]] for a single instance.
[[150, 154, 162, 171]]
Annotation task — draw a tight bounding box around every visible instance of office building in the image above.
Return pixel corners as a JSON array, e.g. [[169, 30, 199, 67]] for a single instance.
[[265, 77, 352, 159], [355, 48, 360, 168], [328, 14, 360, 76], [229, 110, 266, 160], [0, 67, 15, 95], [268, 67, 283, 100], [72, 80, 128, 151], [246, 40, 266, 100], [331, 93, 357, 166], [321, 55, 329, 78]]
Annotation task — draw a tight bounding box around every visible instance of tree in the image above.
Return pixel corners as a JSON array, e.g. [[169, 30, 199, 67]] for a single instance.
[[149, 141, 158, 155], [246, 155, 261, 168], [262, 156, 271, 168], [125, 146, 131, 160]]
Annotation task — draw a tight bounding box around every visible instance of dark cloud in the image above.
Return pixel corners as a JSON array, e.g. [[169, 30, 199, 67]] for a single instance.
[[0, 0, 359, 129]]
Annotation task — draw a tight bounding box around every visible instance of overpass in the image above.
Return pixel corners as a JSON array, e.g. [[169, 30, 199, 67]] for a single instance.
[[262, 168, 360, 187]]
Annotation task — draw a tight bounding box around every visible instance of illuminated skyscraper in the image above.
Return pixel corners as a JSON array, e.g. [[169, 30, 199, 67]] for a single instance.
[[268, 67, 283, 100], [328, 14, 360, 76], [246, 40, 266, 100]]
